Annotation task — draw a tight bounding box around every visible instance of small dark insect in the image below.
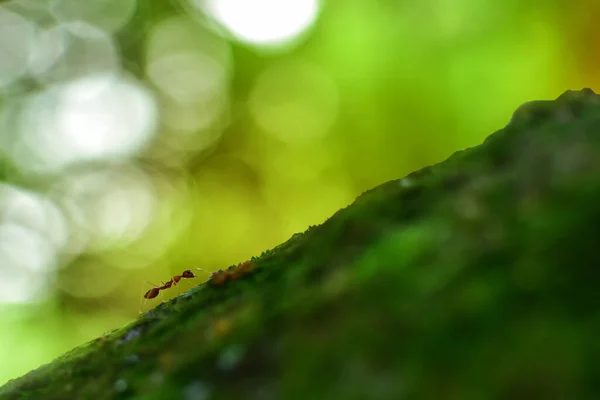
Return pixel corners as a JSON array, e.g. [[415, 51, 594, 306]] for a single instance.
[[170, 269, 197, 285], [140, 261, 255, 314], [140, 268, 207, 314]]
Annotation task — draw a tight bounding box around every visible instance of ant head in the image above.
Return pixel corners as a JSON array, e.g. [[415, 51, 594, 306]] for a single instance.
[[182, 270, 196, 278]]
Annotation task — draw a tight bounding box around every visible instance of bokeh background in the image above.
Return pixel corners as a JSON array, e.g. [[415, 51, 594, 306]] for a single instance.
[[0, 0, 596, 385]]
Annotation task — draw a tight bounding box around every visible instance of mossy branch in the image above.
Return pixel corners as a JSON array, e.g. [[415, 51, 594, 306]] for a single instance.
[[2, 89, 600, 399]]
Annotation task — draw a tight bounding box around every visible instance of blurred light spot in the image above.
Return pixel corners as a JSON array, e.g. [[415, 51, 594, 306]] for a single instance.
[[146, 16, 231, 71], [114, 379, 128, 393], [147, 51, 229, 139], [15, 74, 157, 173], [399, 177, 414, 188], [148, 52, 226, 105], [162, 103, 228, 139], [100, 170, 197, 268], [249, 60, 339, 143], [145, 16, 231, 154], [52, 0, 137, 33], [118, 327, 142, 344], [0, 224, 54, 273], [0, 185, 69, 251], [27, 25, 68, 76], [217, 344, 245, 371], [0, 7, 36, 88], [183, 380, 211, 400], [0, 184, 69, 304], [197, 0, 319, 46], [55, 165, 157, 250], [32, 22, 119, 84], [56, 75, 156, 158]]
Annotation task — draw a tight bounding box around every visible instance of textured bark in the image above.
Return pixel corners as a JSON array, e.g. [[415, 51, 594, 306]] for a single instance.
[[2, 89, 600, 400]]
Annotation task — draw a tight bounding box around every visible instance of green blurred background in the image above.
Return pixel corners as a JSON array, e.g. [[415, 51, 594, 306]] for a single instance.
[[0, 0, 595, 385]]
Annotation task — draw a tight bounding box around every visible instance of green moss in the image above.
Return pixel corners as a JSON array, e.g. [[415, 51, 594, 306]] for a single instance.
[[2, 89, 600, 399]]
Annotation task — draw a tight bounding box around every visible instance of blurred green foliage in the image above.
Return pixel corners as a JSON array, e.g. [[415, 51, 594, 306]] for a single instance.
[[0, 0, 598, 387], [3, 89, 600, 399]]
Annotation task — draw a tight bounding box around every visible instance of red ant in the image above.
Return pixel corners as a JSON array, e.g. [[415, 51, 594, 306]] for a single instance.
[[143, 269, 199, 299], [140, 261, 255, 313], [140, 269, 207, 313]]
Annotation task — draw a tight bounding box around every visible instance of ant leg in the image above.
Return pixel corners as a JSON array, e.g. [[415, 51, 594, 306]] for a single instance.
[[157, 281, 169, 303], [171, 277, 180, 297], [139, 280, 146, 315], [139, 281, 162, 314], [139, 298, 149, 315], [139, 280, 154, 315]]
